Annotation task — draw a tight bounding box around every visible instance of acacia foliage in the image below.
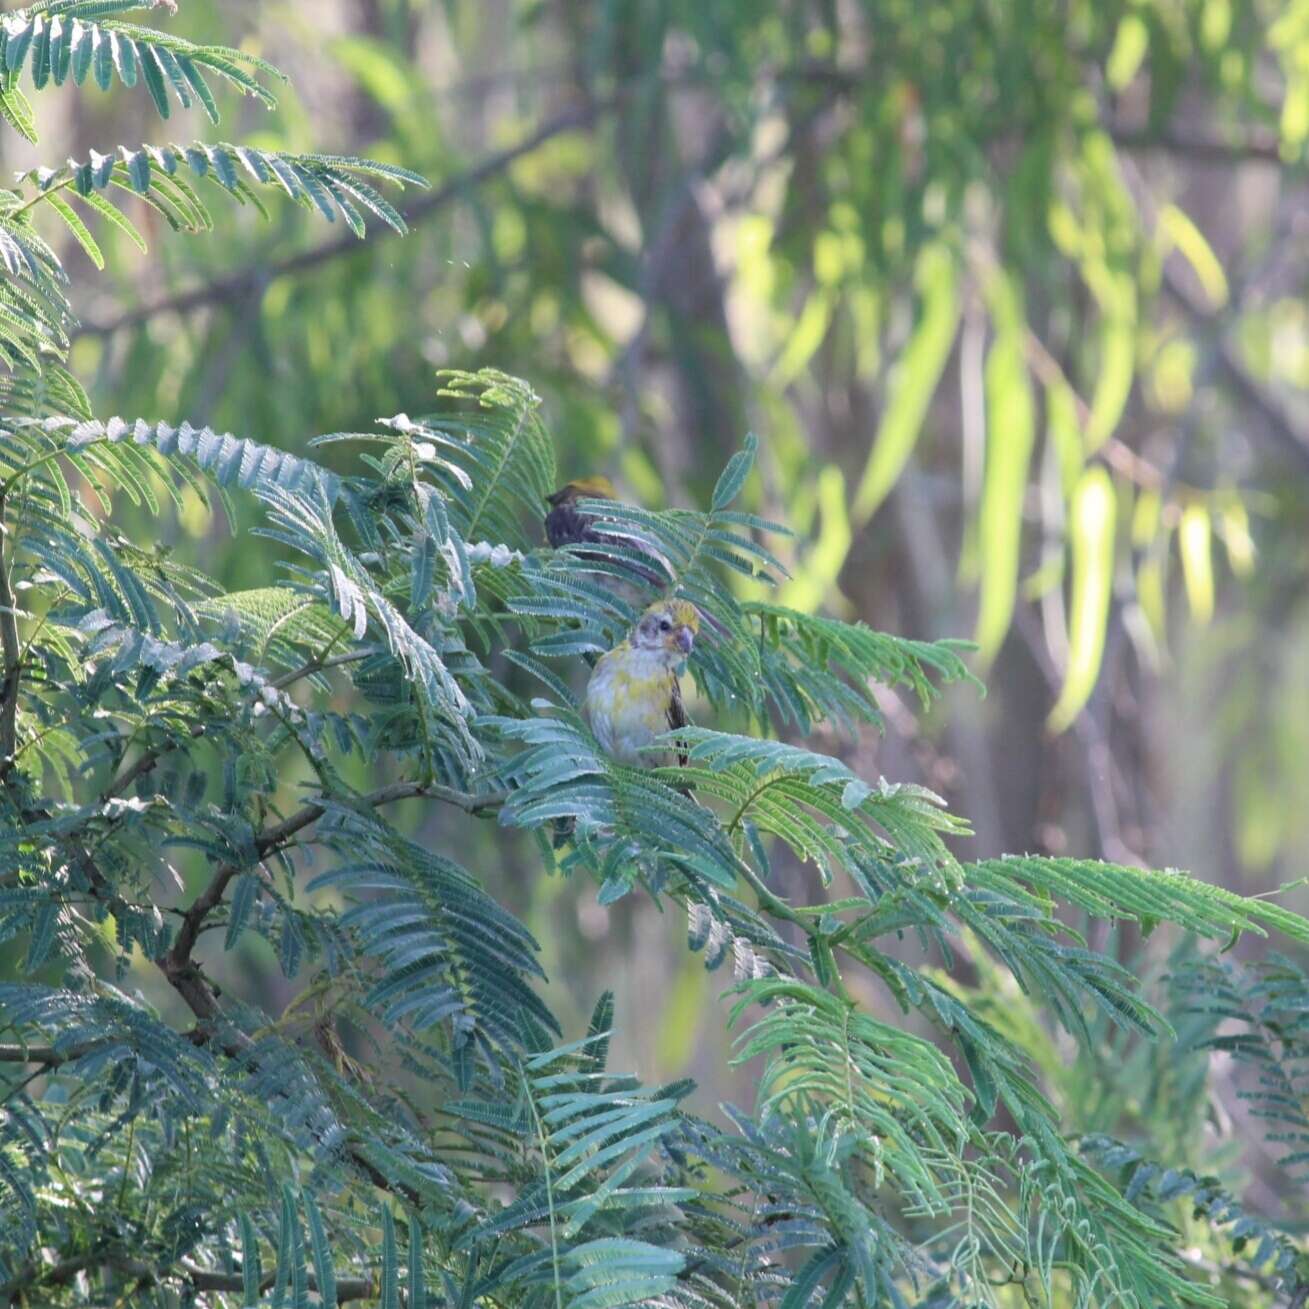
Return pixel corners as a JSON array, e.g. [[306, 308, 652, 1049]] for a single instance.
[[8, 379, 1309, 1309], [1, 4, 1308, 1308]]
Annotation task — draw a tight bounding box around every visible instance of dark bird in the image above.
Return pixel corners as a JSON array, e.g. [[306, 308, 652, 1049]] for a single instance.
[[544, 475, 668, 607], [544, 476, 618, 551]]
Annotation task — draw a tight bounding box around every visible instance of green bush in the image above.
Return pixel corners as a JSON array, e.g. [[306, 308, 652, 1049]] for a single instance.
[[1, 5, 1307, 1306]]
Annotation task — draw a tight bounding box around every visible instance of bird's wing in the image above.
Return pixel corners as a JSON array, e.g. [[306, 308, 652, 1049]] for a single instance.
[[584, 657, 616, 757], [666, 671, 690, 766], [544, 497, 593, 549]]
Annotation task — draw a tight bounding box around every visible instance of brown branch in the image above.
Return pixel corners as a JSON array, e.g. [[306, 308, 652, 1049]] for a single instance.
[[0, 1252, 103, 1304], [7, 775, 505, 1203], [106, 646, 372, 802], [0, 1031, 204, 1067], [104, 719, 206, 800], [179, 1251, 374, 1303], [1107, 125, 1286, 166], [3, 738, 505, 1214], [270, 647, 373, 691], [160, 779, 508, 1009], [179, 1260, 374, 1302], [0, 503, 21, 766], [1019, 327, 1169, 492], [74, 103, 601, 338], [1012, 604, 1141, 866], [4, 775, 500, 1207], [0, 1253, 373, 1304], [0, 1043, 61, 1064], [1210, 343, 1309, 474]]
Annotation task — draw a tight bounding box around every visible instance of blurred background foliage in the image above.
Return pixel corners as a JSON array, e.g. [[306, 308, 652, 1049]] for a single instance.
[[6, 0, 1309, 1280]]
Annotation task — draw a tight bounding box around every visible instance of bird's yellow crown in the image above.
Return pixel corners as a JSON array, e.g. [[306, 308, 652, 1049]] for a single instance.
[[548, 475, 616, 506], [651, 599, 700, 634]]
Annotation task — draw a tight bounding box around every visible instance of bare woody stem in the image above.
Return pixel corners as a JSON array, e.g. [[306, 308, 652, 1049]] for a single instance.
[[75, 105, 601, 338], [0, 1254, 373, 1304], [160, 779, 509, 986], [104, 648, 370, 801], [0, 499, 21, 765]]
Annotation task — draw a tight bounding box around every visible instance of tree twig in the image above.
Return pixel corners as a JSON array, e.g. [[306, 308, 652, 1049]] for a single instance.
[[0, 500, 22, 766], [179, 1259, 374, 1302], [75, 103, 602, 338], [270, 646, 373, 691], [105, 642, 372, 801], [159, 779, 508, 1004], [0, 1043, 61, 1064], [1116, 151, 1309, 478], [0, 1252, 103, 1305], [1107, 125, 1286, 166], [0, 1252, 374, 1305], [104, 719, 207, 800]]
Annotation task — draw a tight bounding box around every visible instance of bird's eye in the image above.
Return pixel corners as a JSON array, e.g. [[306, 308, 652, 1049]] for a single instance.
[[659, 619, 671, 632]]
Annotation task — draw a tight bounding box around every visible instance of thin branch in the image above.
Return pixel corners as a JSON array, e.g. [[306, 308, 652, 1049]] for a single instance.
[[0, 1043, 61, 1064], [14, 769, 503, 1206], [0, 502, 21, 765], [1019, 327, 1171, 492], [0, 1032, 203, 1067], [1012, 603, 1141, 865], [0, 1254, 373, 1304], [0, 1252, 103, 1304], [270, 646, 373, 691], [1113, 148, 1309, 478], [1107, 125, 1286, 166], [773, 62, 1288, 165], [160, 779, 508, 985], [180, 1259, 373, 1302], [254, 779, 510, 862], [104, 719, 206, 800], [74, 103, 602, 338], [106, 644, 371, 800]]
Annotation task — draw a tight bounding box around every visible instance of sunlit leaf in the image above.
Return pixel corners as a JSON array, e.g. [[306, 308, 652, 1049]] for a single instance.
[[851, 242, 959, 522], [1084, 308, 1135, 453], [1045, 377, 1083, 501], [975, 281, 1036, 667], [1107, 13, 1150, 89], [1158, 204, 1229, 309], [1048, 466, 1116, 732], [1179, 501, 1215, 624]]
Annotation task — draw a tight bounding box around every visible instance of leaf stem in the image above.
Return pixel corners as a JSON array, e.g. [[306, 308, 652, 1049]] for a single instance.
[[10, 176, 75, 219]]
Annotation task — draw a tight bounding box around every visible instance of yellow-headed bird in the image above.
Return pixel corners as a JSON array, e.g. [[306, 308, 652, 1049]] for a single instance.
[[585, 600, 699, 766]]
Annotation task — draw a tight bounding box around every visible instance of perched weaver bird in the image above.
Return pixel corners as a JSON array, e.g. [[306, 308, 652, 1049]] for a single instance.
[[544, 476, 618, 552], [585, 599, 699, 766], [544, 476, 667, 606]]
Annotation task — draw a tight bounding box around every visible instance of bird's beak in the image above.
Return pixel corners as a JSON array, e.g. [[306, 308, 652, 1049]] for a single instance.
[[675, 625, 694, 655]]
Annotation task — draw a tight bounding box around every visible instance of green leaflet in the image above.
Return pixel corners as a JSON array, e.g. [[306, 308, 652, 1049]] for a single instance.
[[975, 280, 1036, 667], [851, 241, 960, 523], [1045, 376, 1084, 501], [0, 7, 279, 130], [1158, 203, 1228, 309], [1047, 465, 1116, 733], [1084, 308, 1136, 453], [1179, 500, 1215, 625], [13, 143, 422, 241], [238, 1213, 261, 1306]]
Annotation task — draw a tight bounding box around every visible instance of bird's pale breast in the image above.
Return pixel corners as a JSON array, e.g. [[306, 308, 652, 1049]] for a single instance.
[[585, 646, 676, 765]]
